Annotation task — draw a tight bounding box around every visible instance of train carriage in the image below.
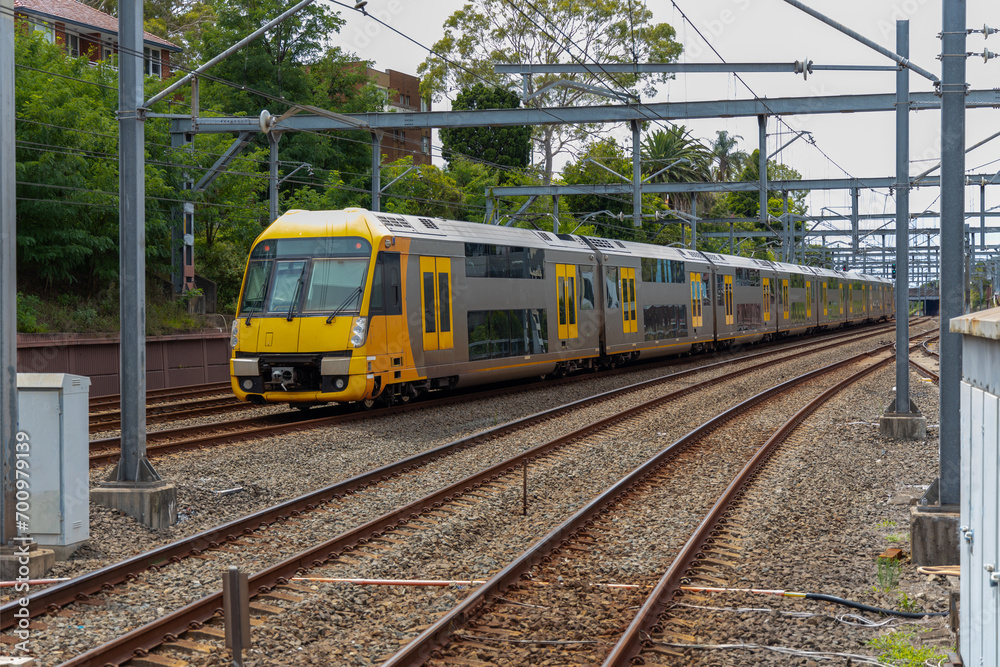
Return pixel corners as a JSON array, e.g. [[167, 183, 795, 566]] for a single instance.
[[771, 261, 817, 337], [699, 253, 771, 345], [587, 238, 716, 360]]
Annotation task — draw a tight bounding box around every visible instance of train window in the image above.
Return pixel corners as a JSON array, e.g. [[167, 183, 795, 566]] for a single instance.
[[423, 272, 436, 333], [643, 304, 688, 341], [302, 258, 367, 314], [251, 236, 371, 259], [368, 253, 400, 316], [580, 269, 595, 311], [438, 273, 451, 333], [640, 258, 685, 283], [606, 267, 620, 309], [465, 244, 544, 279], [369, 262, 384, 313], [239, 261, 271, 314], [735, 267, 761, 287], [267, 260, 307, 313], [468, 309, 548, 360], [790, 274, 805, 288]]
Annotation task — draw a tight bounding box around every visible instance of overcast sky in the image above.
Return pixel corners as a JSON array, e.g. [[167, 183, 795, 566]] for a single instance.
[[336, 0, 999, 259]]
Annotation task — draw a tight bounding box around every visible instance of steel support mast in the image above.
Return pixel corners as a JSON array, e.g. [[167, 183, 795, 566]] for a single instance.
[[895, 20, 913, 415], [1, 0, 17, 546], [938, 0, 965, 506]]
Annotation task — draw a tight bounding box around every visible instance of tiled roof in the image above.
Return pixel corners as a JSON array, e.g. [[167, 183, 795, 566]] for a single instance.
[[14, 0, 181, 51]]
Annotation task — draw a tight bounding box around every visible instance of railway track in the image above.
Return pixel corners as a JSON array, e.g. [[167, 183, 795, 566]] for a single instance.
[[86, 321, 912, 467], [88, 381, 233, 412], [380, 341, 908, 665], [7, 323, 936, 666], [89, 396, 255, 433]]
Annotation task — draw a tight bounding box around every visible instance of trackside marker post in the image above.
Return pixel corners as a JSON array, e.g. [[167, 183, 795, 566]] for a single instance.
[[223, 567, 250, 667]]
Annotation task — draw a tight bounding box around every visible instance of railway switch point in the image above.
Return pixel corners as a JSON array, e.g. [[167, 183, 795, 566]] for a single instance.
[[878, 396, 927, 440]]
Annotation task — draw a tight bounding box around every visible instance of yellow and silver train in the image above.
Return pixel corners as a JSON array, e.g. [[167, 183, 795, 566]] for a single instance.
[[229, 208, 893, 407]]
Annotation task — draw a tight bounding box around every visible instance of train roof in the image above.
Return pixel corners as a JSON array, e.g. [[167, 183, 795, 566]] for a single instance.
[[360, 210, 593, 253], [274, 210, 894, 285]]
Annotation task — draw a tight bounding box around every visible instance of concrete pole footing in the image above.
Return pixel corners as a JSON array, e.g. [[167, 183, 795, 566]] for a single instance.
[[879, 397, 927, 440]]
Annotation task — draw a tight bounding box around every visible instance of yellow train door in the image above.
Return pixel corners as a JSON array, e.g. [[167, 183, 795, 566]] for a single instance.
[[763, 277, 771, 323], [822, 282, 828, 317], [556, 264, 579, 339], [782, 279, 790, 320], [689, 272, 703, 328], [724, 275, 734, 325], [806, 280, 812, 318], [619, 267, 637, 334], [419, 256, 453, 351]]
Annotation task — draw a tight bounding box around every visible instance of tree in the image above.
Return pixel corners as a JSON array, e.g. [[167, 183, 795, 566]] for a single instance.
[[419, 0, 683, 182], [710, 130, 748, 182], [718, 150, 809, 220], [561, 138, 673, 242], [640, 125, 711, 213], [440, 84, 531, 175], [14, 29, 174, 291]]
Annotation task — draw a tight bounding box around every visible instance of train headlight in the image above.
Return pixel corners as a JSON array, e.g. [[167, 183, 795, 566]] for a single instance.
[[349, 316, 369, 348], [241, 379, 254, 391], [230, 320, 239, 348]]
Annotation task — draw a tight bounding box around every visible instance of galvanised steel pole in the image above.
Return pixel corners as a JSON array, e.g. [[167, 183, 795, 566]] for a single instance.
[[895, 20, 911, 415], [371, 132, 381, 213], [631, 120, 641, 228], [758, 115, 768, 252], [1, 0, 17, 545], [118, 0, 151, 482], [269, 133, 279, 223], [938, 0, 965, 506]]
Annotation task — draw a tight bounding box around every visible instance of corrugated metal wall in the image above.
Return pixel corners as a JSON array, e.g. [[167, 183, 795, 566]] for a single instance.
[[15, 331, 230, 397], [956, 312, 1000, 666]]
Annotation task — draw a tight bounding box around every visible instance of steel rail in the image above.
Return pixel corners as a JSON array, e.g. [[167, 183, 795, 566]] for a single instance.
[[87, 322, 904, 466], [379, 344, 898, 666], [11, 322, 894, 635], [909, 357, 940, 384], [88, 381, 232, 410], [50, 331, 903, 665], [90, 396, 250, 431], [601, 351, 896, 665]]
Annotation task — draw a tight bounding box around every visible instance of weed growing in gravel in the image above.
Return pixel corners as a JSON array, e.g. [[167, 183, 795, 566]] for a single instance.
[[875, 556, 903, 591], [887, 532, 910, 544], [877, 519, 898, 528], [867, 630, 949, 666], [896, 592, 921, 613]]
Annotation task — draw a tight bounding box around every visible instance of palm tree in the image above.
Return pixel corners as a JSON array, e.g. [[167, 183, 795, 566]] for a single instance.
[[710, 130, 748, 182], [640, 125, 711, 213]]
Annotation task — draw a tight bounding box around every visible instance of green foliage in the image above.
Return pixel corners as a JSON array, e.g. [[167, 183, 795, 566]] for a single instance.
[[560, 137, 681, 243], [14, 28, 173, 290], [16, 293, 45, 334], [419, 0, 682, 178], [875, 557, 903, 591], [440, 84, 531, 174], [710, 130, 749, 182], [640, 125, 712, 213], [717, 150, 809, 219], [867, 630, 950, 666]]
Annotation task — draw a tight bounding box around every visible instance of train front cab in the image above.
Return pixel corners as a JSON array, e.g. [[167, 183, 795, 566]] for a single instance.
[[230, 209, 420, 406]]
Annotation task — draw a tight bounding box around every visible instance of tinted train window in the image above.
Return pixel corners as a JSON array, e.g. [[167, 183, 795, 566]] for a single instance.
[[643, 304, 688, 341], [735, 268, 761, 287], [465, 244, 544, 279], [468, 309, 548, 360], [580, 269, 596, 311], [790, 274, 805, 288], [640, 258, 685, 283]]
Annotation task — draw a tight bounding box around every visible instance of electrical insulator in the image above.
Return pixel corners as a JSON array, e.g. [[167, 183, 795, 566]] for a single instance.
[[983, 24, 997, 39], [983, 48, 997, 63]]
